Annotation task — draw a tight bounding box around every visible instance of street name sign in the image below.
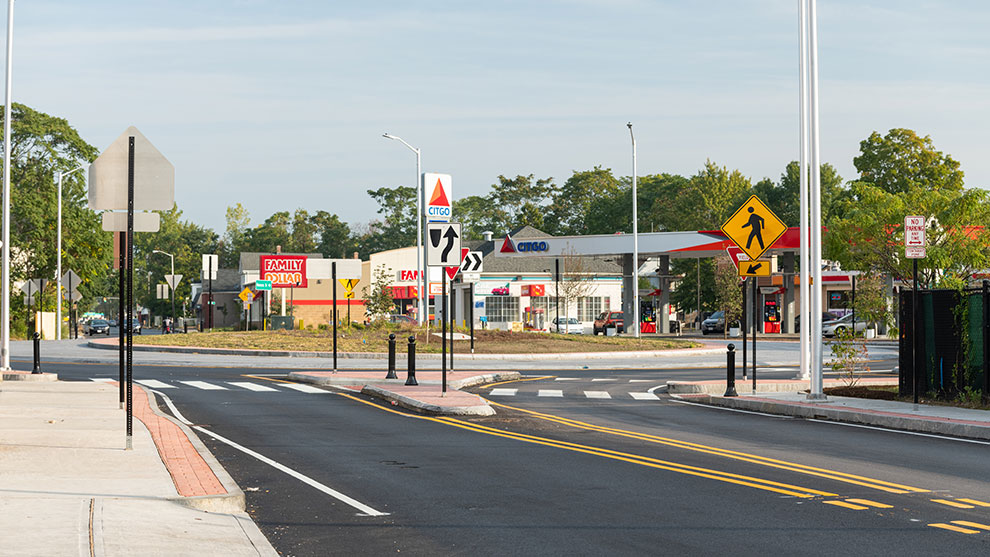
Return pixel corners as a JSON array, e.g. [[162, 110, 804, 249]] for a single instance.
[[255, 279, 272, 291], [721, 195, 787, 261], [427, 222, 462, 267]]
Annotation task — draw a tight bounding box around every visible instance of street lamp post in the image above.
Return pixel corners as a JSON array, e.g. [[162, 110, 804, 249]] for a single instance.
[[627, 123, 640, 338], [56, 165, 88, 340], [2, 0, 15, 369], [383, 133, 424, 325], [152, 250, 175, 334]]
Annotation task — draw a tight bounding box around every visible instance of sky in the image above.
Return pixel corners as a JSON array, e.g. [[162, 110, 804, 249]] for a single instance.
[[10, 1, 990, 235]]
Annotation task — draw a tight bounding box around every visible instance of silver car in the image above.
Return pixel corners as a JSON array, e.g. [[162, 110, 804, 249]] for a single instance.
[[553, 317, 584, 334], [822, 314, 868, 337]]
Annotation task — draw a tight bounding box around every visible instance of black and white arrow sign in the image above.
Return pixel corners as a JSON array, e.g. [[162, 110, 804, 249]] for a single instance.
[[426, 222, 462, 267], [460, 251, 483, 273]]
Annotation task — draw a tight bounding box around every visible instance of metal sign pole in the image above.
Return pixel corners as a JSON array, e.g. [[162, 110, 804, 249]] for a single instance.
[[126, 136, 135, 451], [449, 282, 454, 371], [118, 233, 125, 409], [208, 257, 213, 330], [442, 272, 447, 395], [332, 262, 337, 372], [742, 278, 747, 379], [470, 281, 475, 354], [752, 277, 758, 392], [913, 259, 919, 405], [555, 258, 561, 333]]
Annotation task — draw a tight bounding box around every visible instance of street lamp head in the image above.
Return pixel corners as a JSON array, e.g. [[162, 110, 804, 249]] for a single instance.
[[383, 133, 394, 139], [627, 122, 632, 129]]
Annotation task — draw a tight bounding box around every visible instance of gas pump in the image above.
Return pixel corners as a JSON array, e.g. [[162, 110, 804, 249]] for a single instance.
[[763, 299, 781, 333], [523, 307, 545, 331]]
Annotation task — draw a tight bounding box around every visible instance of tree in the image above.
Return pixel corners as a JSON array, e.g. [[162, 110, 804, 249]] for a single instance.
[[853, 128, 964, 194], [675, 160, 752, 231], [311, 210, 354, 258], [362, 264, 395, 321], [669, 258, 717, 325], [546, 167, 621, 235], [751, 161, 844, 227], [359, 185, 417, 256], [290, 209, 318, 253], [453, 175, 555, 238], [554, 250, 596, 322], [713, 257, 742, 335], [221, 203, 250, 266], [241, 211, 292, 254]]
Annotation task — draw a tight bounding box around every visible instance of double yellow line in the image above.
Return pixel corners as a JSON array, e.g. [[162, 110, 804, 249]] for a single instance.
[[489, 400, 928, 495], [338, 393, 835, 498]]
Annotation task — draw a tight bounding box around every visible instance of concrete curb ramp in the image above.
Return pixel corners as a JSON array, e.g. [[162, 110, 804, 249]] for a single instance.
[[678, 394, 990, 441], [361, 384, 495, 416], [3, 370, 58, 381]]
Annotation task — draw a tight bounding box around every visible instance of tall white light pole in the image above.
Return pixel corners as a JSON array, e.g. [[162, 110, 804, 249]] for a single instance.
[[807, 0, 826, 399], [797, 0, 810, 381], [383, 133, 424, 325], [56, 165, 87, 340], [627, 123, 639, 338], [2, 0, 14, 370]]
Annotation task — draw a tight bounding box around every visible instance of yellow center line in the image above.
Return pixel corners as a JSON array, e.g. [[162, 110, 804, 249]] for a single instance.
[[488, 400, 927, 494], [952, 521, 990, 530], [957, 498, 990, 507], [845, 499, 893, 509], [929, 523, 980, 534], [333, 392, 834, 499], [823, 500, 869, 510], [242, 374, 295, 384], [482, 376, 555, 388], [932, 499, 976, 509]]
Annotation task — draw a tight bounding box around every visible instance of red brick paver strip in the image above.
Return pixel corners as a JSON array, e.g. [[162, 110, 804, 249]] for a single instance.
[[131, 386, 227, 497]]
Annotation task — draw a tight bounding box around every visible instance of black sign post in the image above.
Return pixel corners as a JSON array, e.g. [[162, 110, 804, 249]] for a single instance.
[[126, 136, 135, 451], [913, 259, 920, 405], [118, 232, 125, 410], [442, 271, 447, 395], [332, 261, 338, 372], [741, 278, 747, 380], [469, 281, 475, 354], [752, 277, 758, 392]]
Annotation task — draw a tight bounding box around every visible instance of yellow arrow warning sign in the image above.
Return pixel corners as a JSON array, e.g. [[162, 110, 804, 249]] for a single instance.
[[338, 278, 358, 291], [738, 259, 772, 277], [344, 291, 355, 299], [720, 195, 787, 261], [238, 287, 253, 302]]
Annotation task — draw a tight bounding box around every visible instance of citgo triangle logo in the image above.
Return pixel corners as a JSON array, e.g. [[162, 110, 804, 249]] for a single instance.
[[429, 179, 449, 207], [500, 236, 516, 253]]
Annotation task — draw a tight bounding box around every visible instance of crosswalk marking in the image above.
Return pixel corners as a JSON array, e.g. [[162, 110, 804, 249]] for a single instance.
[[590, 378, 615, 382], [584, 391, 611, 399], [957, 498, 990, 507], [490, 388, 518, 396], [538, 390, 563, 397], [629, 392, 659, 400], [179, 381, 228, 391], [228, 381, 279, 392], [628, 379, 653, 383], [554, 378, 579, 381], [929, 523, 980, 534], [90, 378, 114, 383], [281, 384, 329, 394], [135, 379, 175, 389], [932, 498, 976, 509]]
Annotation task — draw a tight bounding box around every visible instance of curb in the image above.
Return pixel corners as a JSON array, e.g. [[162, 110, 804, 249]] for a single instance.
[[288, 371, 522, 389], [667, 378, 899, 395], [88, 338, 721, 361], [676, 394, 990, 441], [140, 385, 247, 514], [2, 371, 58, 381], [360, 385, 496, 416]]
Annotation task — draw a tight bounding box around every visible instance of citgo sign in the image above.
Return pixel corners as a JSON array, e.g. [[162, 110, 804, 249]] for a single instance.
[[260, 255, 308, 288]]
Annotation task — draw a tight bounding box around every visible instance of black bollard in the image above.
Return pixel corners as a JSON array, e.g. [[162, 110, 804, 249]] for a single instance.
[[32, 332, 41, 374], [184, 320, 188, 334], [723, 343, 737, 397], [405, 335, 418, 386], [386, 333, 398, 379]]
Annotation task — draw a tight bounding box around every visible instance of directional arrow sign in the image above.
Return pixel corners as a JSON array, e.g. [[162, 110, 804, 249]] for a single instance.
[[164, 274, 183, 290], [344, 291, 356, 299], [720, 195, 787, 261], [238, 287, 253, 302], [738, 260, 772, 277], [460, 250, 483, 273], [426, 222, 462, 267]]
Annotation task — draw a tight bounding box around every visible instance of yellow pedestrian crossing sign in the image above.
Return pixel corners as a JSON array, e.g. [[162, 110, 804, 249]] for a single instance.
[[720, 195, 787, 261], [338, 278, 358, 291]]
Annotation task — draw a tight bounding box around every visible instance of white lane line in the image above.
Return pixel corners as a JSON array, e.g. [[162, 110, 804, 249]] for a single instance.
[[630, 392, 659, 400], [538, 390, 563, 397], [90, 378, 114, 382], [591, 378, 615, 382], [136, 379, 175, 389], [281, 383, 330, 394], [147, 390, 389, 517], [806, 419, 990, 446], [628, 379, 653, 383], [228, 381, 279, 392], [554, 377, 579, 381], [489, 388, 518, 396], [584, 391, 611, 399], [178, 381, 228, 390]]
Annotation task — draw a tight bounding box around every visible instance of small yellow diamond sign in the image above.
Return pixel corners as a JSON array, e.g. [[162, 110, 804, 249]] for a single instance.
[[738, 259, 772, 277], [238, 287, 253, 302], [720, 195, 787, 261]]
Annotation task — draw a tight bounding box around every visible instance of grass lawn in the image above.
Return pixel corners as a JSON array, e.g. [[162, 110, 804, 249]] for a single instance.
[[131, 327, 702, 354]]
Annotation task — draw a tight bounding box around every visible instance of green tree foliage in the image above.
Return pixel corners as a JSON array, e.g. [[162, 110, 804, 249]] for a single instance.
[[713, 257, 743, 330], [853, 128, 964, 194], [546, 167, 621, 235], [669, 258, 717, 324], [362, 264, 395, 321], [751, 161, 843, 227], [221, 203, 250, 266], [452, 175, 554, 239], [358, 186, 417, 255], [311, 210, 354, 258], [676, 160, 752, 230], [0, 104, 107, 321]]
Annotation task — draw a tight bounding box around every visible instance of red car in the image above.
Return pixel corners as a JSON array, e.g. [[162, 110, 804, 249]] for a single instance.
[[593, 311, 624, 335]]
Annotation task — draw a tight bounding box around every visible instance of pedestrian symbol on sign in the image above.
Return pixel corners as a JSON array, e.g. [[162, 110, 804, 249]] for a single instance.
[[743, 206, 766, 251]]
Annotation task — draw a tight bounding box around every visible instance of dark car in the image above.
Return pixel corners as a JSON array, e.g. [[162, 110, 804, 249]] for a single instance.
[[593, 311, 624, 335], [701, 311, 725, 335], [795, 311, 840, 333], [121, 318, 142, 334], [86, 319, 111, 336]]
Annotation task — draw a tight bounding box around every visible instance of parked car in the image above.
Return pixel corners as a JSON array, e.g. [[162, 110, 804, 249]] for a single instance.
[[822, 314, 869, 338], [794, 311, 840, 333], [552, 317, 584, 334], [701, 311, 725, 335], [388, 314, 416, 325], [593, 311, 624, 335], [108, 319, 117, 328], [121, 318, 142, 335], [86, 319, 111, 336]]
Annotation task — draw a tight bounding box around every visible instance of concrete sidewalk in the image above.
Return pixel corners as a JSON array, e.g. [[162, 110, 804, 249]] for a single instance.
[[673, 382, 990, 440], [0, 380, 277, 556]]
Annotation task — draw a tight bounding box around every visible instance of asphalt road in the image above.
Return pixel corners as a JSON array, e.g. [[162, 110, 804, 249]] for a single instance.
[[18, 353, 990, 556]]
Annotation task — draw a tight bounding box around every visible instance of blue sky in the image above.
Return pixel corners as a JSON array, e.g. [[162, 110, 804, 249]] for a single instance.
[[11, 1, 990, 234]]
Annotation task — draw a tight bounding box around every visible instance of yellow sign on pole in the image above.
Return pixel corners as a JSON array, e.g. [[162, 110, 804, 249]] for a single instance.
[[238, 287, 253, 302], [738, 259, 772, 277], [344, 291, 355, 299], [338, 278, 358, 291], [720, 195, 787, 261]]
